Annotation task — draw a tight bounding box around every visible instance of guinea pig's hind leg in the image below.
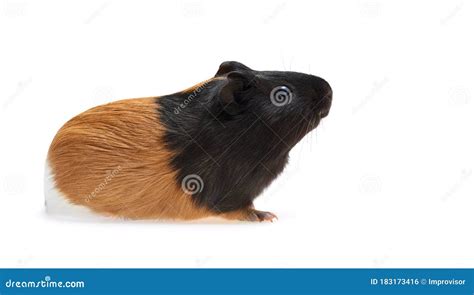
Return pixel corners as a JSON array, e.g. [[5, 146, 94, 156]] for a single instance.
[[220, 205, 278, 222]]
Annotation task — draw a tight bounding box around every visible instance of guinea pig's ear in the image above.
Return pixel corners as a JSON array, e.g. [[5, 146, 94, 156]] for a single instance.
[[215, 61, 252, 77], [217, 71, 252, 115]]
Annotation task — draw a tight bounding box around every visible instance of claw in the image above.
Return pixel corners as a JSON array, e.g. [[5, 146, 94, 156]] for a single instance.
[[251, 210, 278, 222]]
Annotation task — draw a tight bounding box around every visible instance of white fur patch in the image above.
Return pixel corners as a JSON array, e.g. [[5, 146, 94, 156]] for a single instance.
[[44, 162, 111, 221]]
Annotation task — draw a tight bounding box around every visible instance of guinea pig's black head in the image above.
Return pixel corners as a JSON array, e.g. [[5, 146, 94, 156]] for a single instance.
[[158, 61, 333, 212], [211, 61, 332, 147]]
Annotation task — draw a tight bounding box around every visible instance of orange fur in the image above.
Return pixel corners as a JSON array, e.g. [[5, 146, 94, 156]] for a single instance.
[[47, 97, 215, 220], [179, 77, 224, 94]]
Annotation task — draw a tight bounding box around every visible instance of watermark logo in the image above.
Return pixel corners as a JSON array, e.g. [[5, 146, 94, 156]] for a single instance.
[[4, 275, 85, 289], [449, 87, 471, 106], [359, 175, 382, 194], [441, 168, 472, 201], [3, 77, 32, 110], [181, 174, 204, 195], [270, 86, 293, 107], [353, 77, 389, 114], [174, 81, 211, 115], [84, 165, 122, 203], [440, 2, 463, 25]]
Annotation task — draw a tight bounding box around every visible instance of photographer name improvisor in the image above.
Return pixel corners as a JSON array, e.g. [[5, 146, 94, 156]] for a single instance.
[[4, 276, 85, 289], [428, 278, 466, 286]]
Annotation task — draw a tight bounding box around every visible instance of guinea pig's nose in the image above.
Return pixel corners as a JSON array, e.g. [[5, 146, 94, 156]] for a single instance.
[[319, 86, 332, 118], [325, 87, 333, 100], [313, 77, 332, 99], [319, 104, 330, 118]]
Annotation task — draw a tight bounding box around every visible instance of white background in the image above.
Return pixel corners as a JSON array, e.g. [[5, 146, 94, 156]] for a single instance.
[[0, 0, 473, 268]]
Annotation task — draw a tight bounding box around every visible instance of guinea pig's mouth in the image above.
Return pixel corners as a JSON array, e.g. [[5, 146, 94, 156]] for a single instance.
[[305, 102, 330, 131], [306, 113, 321, 130], [319, 108, 330, 118], [316, 92, 332, 119]]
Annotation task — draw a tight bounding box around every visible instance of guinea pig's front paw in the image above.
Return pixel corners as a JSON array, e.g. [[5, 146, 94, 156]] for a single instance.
[[220, 206, 278, 222], [247, 209, 278, 222]]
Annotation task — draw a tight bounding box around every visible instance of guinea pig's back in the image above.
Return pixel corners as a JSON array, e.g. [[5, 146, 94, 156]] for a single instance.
[[45, 97, 211, 220]]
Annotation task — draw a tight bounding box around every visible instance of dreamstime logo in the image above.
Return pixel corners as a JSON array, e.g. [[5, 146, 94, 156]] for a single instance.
[[372, 252, 391, 267], [84, 165, 122, 203], [84, 2, 109, 24], [4, 275, 85, 289], [3, 77, 32, 110], [359, 175, 382, 194], [1, 174, 26, 195], [270, 86, 293, 106], [91, 86, 115, 102], [359, 1, 382, 18], [174, 81, 211, 115], [181, 0, 205, 18], [263, 1, 287, 24], [440, 2, 463, 25], [449, 87, 471, 105], [441, 168, 472, 201], [2, 0, 28, 17], [353, 77, 389, 114], [181, 174, 204, 195]]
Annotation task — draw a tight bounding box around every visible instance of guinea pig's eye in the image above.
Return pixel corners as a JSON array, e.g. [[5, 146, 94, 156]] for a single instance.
[[270, 85, 293, 107]]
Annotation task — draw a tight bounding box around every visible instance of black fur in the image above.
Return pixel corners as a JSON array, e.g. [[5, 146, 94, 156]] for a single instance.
[[156, 61, 332, 213]]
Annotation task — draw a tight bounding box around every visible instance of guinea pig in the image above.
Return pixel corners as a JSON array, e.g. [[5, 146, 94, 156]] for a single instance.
[[44, 61, 332, 222]]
